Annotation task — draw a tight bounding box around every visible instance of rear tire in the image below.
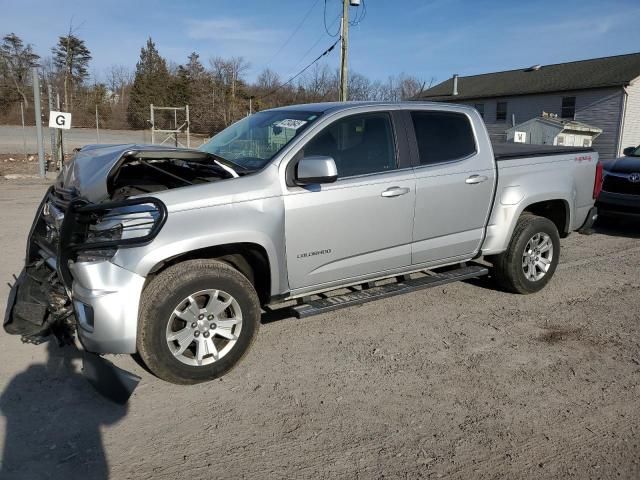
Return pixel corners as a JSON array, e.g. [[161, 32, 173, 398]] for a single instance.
[[489, 214, 560, 294], [137, 259, 261, 384]]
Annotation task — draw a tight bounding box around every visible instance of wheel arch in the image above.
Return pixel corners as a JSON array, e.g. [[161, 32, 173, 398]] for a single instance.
[[522, 199, 571, 237], [482, 194, 572, 256], [145, 242, 274, 305]]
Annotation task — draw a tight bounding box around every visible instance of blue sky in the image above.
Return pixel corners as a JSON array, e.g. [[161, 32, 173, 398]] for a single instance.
[[2, 0, 640, 86]]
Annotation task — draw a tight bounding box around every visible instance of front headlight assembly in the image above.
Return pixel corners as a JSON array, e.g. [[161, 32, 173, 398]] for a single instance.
[[58, 197, 167, 284]]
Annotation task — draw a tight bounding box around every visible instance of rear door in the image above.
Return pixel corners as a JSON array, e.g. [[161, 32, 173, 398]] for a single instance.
[[283, 111, 416, 291], [406, 109, 495, 265]]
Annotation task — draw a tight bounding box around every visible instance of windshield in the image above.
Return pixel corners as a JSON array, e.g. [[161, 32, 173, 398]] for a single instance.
[[199, 110, 321, 170]]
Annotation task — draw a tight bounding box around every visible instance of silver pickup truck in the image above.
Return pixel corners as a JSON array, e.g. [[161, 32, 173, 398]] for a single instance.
[[4, 102, 600, 385]]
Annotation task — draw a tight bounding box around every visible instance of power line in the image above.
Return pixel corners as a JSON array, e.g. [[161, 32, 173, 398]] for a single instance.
[[262, 0, 322, 70], [257, 37, 341, 101], [289, 12, 340, 75], [350, 0, 366, 26], [324, 0, 341, 37]]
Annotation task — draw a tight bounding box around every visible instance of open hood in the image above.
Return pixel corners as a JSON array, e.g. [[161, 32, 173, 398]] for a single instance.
[[57, 144, 239, 203]]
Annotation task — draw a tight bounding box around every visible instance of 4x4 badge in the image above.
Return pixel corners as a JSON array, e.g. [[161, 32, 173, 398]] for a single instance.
[[629, 173, 640, 183]]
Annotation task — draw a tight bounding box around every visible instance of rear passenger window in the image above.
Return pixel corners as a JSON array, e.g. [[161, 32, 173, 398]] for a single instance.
[[304, 113, 396, 177], [410, 111, 476, 165]]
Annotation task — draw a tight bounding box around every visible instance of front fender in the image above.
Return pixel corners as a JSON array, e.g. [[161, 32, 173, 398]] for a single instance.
[[111, 197, 287, 296]]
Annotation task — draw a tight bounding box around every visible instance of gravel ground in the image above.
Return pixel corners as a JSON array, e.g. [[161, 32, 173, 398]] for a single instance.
[[0, 179, 639, 480]]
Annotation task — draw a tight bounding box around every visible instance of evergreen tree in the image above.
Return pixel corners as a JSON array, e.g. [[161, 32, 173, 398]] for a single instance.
[[127, 37, 170, 128], [170, 65, 191, 108], [0, 33, 40, 108], [185, 52, 206, 80], [52, 34, 92, 110]]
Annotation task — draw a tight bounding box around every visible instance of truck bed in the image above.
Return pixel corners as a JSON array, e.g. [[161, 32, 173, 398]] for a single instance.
[[492, 143, 594, 161]]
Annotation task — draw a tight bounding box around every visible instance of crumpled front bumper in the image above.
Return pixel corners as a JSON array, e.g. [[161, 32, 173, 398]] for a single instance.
[[3, 186, 147, 355], [71, 260, 145, 354]]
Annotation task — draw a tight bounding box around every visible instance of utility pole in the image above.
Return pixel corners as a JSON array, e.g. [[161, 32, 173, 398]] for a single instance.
[[339, 0, 349, 102]]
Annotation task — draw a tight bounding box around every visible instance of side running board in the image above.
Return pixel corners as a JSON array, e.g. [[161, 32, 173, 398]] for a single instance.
[[291, 264, 489, 319]]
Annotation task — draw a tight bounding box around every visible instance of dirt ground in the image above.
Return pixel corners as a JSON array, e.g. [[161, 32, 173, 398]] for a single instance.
[[0, 154, 41, 176], [0, 178, 638, 480]]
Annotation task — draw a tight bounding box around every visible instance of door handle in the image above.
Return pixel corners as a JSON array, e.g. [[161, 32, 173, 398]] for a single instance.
[[381, 186, 410, 198], [465, 174, 489, 185]]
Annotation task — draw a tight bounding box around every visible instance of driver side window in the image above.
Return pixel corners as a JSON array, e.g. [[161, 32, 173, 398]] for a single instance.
[[303, 113, 397, 178]]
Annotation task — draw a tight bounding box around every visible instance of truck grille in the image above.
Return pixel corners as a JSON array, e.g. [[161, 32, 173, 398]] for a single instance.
[[602, 174, 640, 196], [30, 186, 77, 260]]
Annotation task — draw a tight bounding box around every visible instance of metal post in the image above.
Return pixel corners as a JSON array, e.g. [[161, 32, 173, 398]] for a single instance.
[[96, 105, 100, 143], [56, 93, 64, 170], [32, 67, 45, 178], [150, 104, 155, 144], [185, 105, 190, 148], [339, 0, 349, 102], [47, 83, 56, 163], [20, 102, 27, 161]]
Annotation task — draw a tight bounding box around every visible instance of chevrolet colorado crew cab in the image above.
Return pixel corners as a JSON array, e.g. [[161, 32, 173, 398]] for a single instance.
[[4, 102, 601, 385]]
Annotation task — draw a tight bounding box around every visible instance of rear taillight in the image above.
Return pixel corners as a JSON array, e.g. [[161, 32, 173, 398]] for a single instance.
[[593, 161, 603, 199]]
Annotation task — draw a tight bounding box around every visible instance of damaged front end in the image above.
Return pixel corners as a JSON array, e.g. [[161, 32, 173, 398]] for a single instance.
[[3, 184, 167, 347], [4, 187, 73, 343], [4, 144, 238, 400], [4, 143, 233, 343]]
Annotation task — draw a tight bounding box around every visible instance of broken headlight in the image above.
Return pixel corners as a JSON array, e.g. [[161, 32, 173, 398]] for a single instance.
[[60, 197, 167, 270]]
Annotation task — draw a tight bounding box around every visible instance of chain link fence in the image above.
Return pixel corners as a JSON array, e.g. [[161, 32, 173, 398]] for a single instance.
[[0, 71, 219, 171]]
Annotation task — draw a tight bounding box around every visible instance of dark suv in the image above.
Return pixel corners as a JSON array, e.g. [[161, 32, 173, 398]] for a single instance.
[[597, 145, 640, 218]]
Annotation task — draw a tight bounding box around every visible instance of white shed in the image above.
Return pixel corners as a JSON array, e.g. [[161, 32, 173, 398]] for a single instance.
[[506, 114, 602, 147]]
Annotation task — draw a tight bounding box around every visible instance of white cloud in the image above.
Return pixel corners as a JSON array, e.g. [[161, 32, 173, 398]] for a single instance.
[[185, 17, 280, 43]]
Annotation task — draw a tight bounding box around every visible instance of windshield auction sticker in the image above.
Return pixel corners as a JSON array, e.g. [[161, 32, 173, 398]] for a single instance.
[[274, 119, 307, 130]]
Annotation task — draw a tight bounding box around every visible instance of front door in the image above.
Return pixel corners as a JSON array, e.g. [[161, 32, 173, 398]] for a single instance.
[[283, 111, 416, 291]]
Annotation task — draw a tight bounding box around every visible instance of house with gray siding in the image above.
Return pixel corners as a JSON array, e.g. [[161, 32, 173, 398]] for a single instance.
[[415, 53, 640, 159]]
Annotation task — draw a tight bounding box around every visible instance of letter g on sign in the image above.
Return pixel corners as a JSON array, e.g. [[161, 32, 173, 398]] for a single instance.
[[48, 111, 72, 130]]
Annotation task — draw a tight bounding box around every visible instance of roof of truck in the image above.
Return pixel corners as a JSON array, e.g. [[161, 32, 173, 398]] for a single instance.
[[267, 101, 442, 114]]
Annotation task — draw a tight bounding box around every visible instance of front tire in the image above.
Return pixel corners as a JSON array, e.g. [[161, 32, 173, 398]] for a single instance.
[[137, 259, 261, 384], [489, 214, 560, 294]]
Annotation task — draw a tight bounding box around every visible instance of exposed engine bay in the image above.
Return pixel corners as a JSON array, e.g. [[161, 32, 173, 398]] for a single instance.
[[51, 144, 244, 204], [108, 150, 240, 200]]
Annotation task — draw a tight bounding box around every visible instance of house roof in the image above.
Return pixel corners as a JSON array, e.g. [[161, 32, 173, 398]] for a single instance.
[[415, 52, 640, 101]]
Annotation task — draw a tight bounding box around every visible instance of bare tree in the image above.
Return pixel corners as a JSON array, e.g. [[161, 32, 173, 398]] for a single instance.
[[208, 56, 250, 127], [105, 64, 133, 104], [256, 68, 280, 91], [397, 73, 426, 100]]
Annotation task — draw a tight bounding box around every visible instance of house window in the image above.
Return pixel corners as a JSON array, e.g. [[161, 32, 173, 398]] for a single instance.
[[474, 104, 485, 118], [496, 102, 507, 121], [561, 96, 576, 119]]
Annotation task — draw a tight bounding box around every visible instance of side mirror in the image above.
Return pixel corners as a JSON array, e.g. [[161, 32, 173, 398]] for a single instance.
[[296, 155, 338, 185], [623, 146, 637, 157]]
